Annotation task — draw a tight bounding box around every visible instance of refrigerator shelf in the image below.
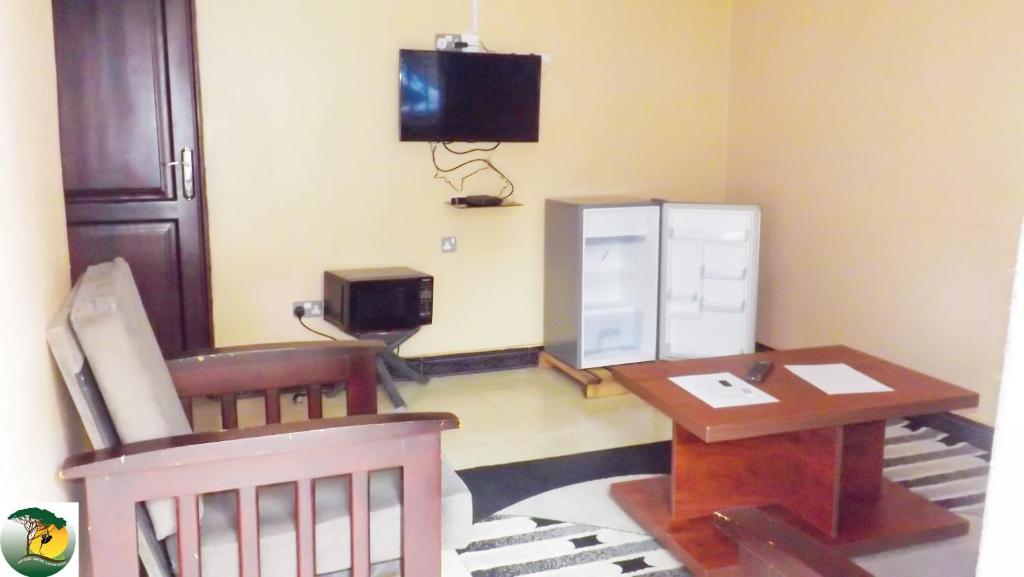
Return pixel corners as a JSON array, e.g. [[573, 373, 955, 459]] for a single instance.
[[583, 206, 655, 240], [669, 227, 749, 242], [584, 234, 648, 244], [702, 266, 748, 280]]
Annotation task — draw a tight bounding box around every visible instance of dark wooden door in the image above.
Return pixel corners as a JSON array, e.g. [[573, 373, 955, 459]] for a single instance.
[[53, 0, 211, 355]]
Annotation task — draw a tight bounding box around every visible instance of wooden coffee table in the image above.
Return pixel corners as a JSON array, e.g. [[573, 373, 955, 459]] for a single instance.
[[609, 345, 979, 577]]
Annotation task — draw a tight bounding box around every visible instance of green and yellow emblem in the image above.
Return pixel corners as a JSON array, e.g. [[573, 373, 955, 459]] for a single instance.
[[2, 508, 76, 576]]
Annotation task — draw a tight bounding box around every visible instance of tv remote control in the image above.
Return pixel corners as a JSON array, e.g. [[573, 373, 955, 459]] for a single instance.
[[745, 360, 773, 385]]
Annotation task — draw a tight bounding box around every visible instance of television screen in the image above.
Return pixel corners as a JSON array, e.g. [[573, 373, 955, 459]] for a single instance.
[[399, 49, 541, 142]]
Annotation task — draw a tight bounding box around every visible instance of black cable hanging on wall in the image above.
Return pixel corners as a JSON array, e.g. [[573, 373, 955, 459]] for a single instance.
[[429, 141, 515, 200]]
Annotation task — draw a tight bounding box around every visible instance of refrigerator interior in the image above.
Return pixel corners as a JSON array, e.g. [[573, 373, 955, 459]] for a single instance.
[[661, 206, 759, 358], [580, 206, 660, 367]]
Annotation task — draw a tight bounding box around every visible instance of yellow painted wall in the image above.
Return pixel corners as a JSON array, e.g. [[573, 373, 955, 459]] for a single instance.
[[194, 0, 733, 355], [0, 0, 77, 500], [725, 1, 1024, 424]]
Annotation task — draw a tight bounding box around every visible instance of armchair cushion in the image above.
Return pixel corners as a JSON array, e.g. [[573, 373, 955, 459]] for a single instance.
[[69, 258, 192, 540], [165, 457, 473, 577], [46, 282, 120, 449]]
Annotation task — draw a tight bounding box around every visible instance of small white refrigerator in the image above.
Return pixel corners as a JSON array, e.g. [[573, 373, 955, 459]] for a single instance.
[[544, 197, 760, 370]]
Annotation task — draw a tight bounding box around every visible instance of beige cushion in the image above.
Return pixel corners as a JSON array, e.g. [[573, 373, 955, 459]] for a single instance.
[[166, 458, 473, 577], [47, 281, 124, 451], [69, 258, 192, 540]]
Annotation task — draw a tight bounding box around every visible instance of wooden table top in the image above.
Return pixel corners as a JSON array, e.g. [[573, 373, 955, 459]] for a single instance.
[[610, 345, 979, 443]]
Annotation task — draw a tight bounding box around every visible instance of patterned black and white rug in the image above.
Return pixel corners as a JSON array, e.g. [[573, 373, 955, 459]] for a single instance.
[[453, 419, 990, 577], [457, 515, 684, 577]]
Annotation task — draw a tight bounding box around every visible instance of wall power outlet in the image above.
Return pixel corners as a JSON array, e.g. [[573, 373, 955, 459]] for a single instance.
[[293, 300, 323, 318], [435, 33, 482, 52]]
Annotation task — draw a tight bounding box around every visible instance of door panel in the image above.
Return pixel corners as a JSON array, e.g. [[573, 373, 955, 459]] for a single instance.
[[660, 204, 761, 360], [53, 0, 211, 355], [53, 0, 172, 198], [68, 222, 184, 354]]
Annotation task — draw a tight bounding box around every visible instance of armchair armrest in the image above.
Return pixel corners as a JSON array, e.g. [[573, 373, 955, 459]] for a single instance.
[[167, 340, 384, 420], [714, 508, 874, 577], [167, 340, 383, 396], [62, 412, 457, 480]]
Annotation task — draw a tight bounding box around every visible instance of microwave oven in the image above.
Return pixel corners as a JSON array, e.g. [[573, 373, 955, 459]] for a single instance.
[[323, 267, 433, 334]]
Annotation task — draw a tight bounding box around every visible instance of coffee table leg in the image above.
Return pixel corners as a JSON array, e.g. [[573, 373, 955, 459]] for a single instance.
[[838, 421, 885, 504], [671, 423, 844, 537]]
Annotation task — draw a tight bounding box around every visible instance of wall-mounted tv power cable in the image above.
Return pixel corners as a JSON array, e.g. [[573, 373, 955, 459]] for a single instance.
[[429, 141, 514, 201]]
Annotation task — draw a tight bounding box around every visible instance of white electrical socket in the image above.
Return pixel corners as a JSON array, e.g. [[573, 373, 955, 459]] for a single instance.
[[292, 300, 323, 318], [435, 33, 460, 51], [435, 32, 483, 52], [441, 236, 457, 253]]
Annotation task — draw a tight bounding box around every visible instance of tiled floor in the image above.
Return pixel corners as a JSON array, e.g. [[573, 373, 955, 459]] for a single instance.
[[192, 366, 672, 469]]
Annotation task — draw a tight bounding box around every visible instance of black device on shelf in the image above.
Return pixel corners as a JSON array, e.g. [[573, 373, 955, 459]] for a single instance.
[[324, 267, 433, 334], [464, 194, 504, 207], [399, 49, 542, 142]]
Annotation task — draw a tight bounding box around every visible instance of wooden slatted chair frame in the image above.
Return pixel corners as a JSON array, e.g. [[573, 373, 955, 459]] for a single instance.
[[50, 278, 459, 577]]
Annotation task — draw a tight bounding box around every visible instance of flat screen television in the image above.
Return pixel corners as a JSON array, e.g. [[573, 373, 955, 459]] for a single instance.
[[399, 49, 541, 142]]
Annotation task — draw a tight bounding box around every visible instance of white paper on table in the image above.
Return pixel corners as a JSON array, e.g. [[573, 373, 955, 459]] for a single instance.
[[785, 363, 894, 395], [668, 372, 779, 408]]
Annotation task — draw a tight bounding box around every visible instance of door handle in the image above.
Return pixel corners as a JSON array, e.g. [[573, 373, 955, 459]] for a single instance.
[[165, 147, 195, 200]]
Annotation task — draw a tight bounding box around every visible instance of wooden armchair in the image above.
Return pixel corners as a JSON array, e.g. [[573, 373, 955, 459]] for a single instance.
[[48, 259, 472, 577]]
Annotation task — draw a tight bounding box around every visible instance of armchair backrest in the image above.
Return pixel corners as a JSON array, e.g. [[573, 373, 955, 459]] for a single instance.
[[66, 258, 192, 540], [47, 259, 184, 577]]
